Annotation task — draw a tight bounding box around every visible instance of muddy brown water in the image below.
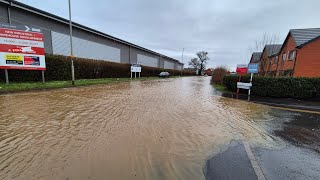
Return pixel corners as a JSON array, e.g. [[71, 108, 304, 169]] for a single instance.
[[0, 77, 276, 179]]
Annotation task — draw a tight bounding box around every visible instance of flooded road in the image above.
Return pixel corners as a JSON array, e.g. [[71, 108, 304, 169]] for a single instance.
[[0, 77, 293, 179]]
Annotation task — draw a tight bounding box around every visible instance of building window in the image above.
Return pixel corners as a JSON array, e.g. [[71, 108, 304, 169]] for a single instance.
[[275, 56, 279, 64], [288, 51, 295, 60], [282, 53, 286, 61]]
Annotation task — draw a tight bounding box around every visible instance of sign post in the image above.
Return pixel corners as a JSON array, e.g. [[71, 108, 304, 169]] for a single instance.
[[0, 23, 46, 84], [131, 64, 141, 79], [247, 63, 259, 97], [236, 64, 248, 95]]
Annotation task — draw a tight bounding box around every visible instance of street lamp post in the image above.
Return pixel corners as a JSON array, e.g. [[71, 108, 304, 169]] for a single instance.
[[68, 0, 75, 85], [181, 48, 184, 76]]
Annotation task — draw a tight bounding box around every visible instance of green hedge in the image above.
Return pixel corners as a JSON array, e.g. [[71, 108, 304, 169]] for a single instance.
[[0, 54, 194, 82], [223, 75, 320, 99]]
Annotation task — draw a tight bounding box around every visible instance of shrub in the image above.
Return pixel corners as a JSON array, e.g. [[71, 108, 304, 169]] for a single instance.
[[223, 75, 320, 99], [211, 66, 230, 85], [0, 54, 195, 82]]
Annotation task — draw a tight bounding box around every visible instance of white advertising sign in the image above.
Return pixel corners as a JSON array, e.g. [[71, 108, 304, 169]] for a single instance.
[[0, 23, 46, 70]]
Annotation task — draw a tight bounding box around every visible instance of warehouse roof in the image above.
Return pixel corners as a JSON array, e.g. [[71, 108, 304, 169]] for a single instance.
[[250, 52, 262, 63], [0, 0, 183, 65], [290, 28, 320, 47]]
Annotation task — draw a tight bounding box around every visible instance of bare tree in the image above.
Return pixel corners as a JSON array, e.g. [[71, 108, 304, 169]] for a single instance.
[[196, 51, 209, 76], [188, 51, 209, 75], [248, 33, 280, 76], [189, 58, 199, 69]]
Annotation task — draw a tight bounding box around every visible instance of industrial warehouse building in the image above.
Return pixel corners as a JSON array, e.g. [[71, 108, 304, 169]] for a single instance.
[[0, 0, 183, 70]]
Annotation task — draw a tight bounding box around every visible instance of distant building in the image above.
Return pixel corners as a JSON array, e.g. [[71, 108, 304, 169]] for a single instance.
[[205, 68, 213, 76], [184, 68, 197, 72], [259, 44, 282, 76]]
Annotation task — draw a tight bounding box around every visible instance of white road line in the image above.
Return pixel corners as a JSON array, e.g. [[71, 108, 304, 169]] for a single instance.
[[242, 141, 266, 180]]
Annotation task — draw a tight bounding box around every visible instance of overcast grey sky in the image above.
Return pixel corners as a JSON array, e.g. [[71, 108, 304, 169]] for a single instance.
[[18, 0, 320, 70]]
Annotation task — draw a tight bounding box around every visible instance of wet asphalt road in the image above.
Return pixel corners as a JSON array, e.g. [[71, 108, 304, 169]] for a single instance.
[[206, 91, 320, 180], [205, 141, 258, 180], [0, 76, 319, 179]]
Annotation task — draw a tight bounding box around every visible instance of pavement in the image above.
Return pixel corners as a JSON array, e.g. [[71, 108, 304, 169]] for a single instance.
[[217, 92, 320, 113], [207, 90, 320, 180], [205, 115, 320, 180], [205, 141, 261, 180]]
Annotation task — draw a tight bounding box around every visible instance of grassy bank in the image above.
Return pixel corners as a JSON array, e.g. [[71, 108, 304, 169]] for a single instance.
[[212, 84, 229, 93], [0, 76, 172, 94]]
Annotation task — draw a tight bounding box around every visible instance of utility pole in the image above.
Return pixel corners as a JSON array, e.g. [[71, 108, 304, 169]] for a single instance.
[[181, 48, 184, 76], [68, 0, 75, 85]]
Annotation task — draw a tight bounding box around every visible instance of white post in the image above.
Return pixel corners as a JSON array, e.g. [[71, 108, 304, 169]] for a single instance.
[[135, 72, 137, 79], [248, 73, 253, 96], [139, 72, 140, 79]]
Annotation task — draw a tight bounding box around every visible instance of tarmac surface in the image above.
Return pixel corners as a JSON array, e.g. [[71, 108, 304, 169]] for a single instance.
[[208, 88, 320, 180], [205, 141, 258, 180]]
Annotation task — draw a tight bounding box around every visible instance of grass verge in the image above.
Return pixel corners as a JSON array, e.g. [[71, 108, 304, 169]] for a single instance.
[[212, 84, 229, 93], [0, 76, 171, 94]]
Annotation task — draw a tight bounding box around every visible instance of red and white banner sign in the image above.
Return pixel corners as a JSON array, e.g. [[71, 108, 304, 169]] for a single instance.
[[236, 64, 248, 74], [0, 24, 46, 70]]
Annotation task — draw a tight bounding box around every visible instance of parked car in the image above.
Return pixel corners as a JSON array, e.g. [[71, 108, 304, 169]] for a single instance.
[[159, 72, 170, 78]]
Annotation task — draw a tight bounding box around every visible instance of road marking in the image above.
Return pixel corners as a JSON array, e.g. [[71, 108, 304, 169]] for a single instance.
[[269, 106, 320, 115], [242, 141, 266, 180]]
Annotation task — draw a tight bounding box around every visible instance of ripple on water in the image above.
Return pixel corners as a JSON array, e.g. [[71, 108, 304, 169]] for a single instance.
[[0, 77, 276, 179]]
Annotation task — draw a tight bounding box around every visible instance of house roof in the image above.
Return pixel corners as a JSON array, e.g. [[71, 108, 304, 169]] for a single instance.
[[250, 52, 262, 63], [290, 28, 320, 47], [265, 44, 282, 56]]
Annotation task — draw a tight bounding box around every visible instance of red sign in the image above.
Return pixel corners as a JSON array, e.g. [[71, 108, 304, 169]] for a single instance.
[[236, 64, 248, 74], [0, 23, 46, 70], [0, 44, 45, 55]]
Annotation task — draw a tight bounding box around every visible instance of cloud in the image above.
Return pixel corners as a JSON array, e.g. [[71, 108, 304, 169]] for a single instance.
[[18, 0, 320, 70]]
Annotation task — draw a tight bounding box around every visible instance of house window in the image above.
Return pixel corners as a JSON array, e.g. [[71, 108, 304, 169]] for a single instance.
[[288, 51, 295, 60], [275, 56, 279, 63], [282, 53, 286, 61]]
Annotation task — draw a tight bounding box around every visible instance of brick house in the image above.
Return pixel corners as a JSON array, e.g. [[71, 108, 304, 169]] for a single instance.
[[249, 52, 262, 64], [258, 44, 282, 76], [276, 28, 320, 77], [250, 28, 320, 77]]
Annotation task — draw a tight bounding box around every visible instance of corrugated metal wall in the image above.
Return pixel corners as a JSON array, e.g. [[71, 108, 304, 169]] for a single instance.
[[137, 54, 158, 67], [0, 1, 183, 69], [176, 64, 183, 70], [164, 61, 174, 70], [51, 31, 121, 62]]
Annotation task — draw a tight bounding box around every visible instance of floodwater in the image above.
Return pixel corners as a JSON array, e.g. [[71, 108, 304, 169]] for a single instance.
[[0, 77, 277, 179]]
